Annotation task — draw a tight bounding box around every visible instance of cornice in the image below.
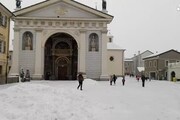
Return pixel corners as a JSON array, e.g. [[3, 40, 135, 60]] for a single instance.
[[14, 17, 112, 22]]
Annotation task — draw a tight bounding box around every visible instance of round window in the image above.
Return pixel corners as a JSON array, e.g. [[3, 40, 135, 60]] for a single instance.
[[109, 56, 114, 61]]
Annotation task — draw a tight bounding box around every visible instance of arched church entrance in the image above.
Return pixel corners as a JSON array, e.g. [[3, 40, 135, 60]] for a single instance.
[[44, 33, 78, 80]]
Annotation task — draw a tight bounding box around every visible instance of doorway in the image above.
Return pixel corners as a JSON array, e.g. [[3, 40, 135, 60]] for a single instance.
[[44, 33, 78, 80]]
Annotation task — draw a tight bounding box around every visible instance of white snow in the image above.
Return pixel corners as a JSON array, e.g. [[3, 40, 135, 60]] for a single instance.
[[0, 77, 180, 120]]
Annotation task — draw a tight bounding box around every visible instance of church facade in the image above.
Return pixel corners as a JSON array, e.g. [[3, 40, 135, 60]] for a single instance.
[[9, 0, 115, 80]]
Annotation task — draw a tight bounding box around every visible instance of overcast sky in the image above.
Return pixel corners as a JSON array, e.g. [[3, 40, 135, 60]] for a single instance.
[[1, 0, 180, 58]]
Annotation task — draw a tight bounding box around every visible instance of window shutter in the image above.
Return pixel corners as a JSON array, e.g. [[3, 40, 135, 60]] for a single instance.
[[0, 12, 2, 26]]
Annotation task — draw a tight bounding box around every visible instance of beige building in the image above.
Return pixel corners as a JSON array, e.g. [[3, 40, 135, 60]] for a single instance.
[[0, 3, 13, 84], [8, 0, 125, 81], [107, 34, 125, 77]]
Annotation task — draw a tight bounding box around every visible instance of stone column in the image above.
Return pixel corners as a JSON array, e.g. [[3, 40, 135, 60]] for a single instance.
[[33, 28, 43, 79], [79, 29, 86, 77], [100, 29, 109, 80], [9, 28, 20, 77]]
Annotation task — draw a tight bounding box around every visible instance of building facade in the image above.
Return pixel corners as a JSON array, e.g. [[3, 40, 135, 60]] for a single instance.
[[0, 3, 13, 84], [107, 34, 125, 77], [9, 0, 114, 80], [124, 58, 133, 75], [143, 49, 180, 80], [168, 62, 180, 81], [132, 50, 153, 76]]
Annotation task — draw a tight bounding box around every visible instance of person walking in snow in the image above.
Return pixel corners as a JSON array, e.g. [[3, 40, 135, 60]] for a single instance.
[[122, 76, 125, 86], [141, 74, 146, 87], [77, 73, 84, 90], [113, 74, 117, 85], [110, 75, 113, 85], [20, 69, 25, 82]]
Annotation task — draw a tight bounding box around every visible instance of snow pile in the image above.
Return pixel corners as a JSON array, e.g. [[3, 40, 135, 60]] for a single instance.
[[0, 83, 104, 120], [0, 77, 180, 120], [84, 79, 98, 85]]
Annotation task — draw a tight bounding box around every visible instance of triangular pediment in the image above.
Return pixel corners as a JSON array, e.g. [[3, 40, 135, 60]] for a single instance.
[[13, 0, 113, 21]]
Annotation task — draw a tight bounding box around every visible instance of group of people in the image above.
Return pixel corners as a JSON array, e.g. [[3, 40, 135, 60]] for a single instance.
[[110, 74, 126, 86], [20, 69, 31, 82], [107, 74, 147, 88]]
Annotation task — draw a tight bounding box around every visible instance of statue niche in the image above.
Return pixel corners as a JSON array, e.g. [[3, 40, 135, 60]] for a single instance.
[[22, 32, 33, 50], [89, 33, 99, 52]]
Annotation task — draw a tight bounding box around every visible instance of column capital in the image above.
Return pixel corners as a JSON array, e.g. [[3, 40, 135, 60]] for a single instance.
[[14, 27, 20, 32], [79, 29, 86, 33], [35, 28, 43, 32], [101, 29, 108, 34]]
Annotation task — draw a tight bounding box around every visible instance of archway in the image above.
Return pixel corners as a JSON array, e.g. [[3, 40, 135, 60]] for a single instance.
[[44, 33, 78, 80]]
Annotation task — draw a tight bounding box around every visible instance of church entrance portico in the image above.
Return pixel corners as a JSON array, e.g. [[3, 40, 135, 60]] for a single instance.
[[44, 33, 78, 80]]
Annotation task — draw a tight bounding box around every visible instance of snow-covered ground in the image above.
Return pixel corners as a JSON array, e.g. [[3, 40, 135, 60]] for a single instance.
[[0, 77, 180, 120]]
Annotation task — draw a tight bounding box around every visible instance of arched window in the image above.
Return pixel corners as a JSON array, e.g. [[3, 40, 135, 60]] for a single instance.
[[22, 31, 33, 50], [89, 33, 99, 52]]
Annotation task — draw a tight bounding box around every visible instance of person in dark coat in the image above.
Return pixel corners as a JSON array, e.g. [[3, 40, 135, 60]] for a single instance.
[[20, 69, 25, 82], [113, 74, 117, 85], [122, 76, 125, 86], [141, 75, 146, 87], [77, 73, 84, 90], [109, 75, 113, 85], [25, 69, 30, 82]]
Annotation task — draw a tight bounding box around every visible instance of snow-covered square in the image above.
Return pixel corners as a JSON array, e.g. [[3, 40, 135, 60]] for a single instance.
[[0, 77, 180, 120]]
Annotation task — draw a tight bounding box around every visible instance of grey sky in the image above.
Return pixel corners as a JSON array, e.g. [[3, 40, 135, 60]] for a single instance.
[[1, 0, 180, 58]]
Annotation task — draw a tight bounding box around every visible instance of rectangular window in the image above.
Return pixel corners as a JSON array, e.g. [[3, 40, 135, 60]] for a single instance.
[[0, 12, 2, 26], [0, 40, 2, 53], [3, 41, 6, 53], [154, 61, 157, 67], [0, 13, 7, 27], [2, 15, 6, 27], [0, 40, 5, 53], [0, 66, 2, 75], [109, 38, 112, 42], [149, 61, 152, 67], [165, 60, 169, 67]]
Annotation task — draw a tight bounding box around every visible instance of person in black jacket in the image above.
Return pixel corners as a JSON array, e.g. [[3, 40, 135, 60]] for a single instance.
[[113, 74, 117, 85], [122, 76, 125, 86], [77, 73, 84, 90], [141, 75, 146, 87]]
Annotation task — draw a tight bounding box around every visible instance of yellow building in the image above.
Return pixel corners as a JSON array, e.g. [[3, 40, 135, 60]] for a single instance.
[[0, 3, 13, 84]]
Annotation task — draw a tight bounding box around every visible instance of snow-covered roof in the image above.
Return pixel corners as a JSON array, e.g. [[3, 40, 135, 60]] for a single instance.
[[143, 49, 180, 60], [124, 58, 133, 62], [107, 42, 124, 50]]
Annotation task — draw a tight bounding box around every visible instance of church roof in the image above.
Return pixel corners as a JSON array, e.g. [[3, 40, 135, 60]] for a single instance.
[[107, 42, 125, 51], [13, 0, 113, 21], [0, 2, 14, 16]]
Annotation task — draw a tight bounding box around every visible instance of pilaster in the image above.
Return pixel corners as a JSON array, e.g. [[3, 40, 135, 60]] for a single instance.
[[79, 29, 86, 76], [33, 28, 43, 79], [8, 28, 20, 77], [100, 29, 109, 80]]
